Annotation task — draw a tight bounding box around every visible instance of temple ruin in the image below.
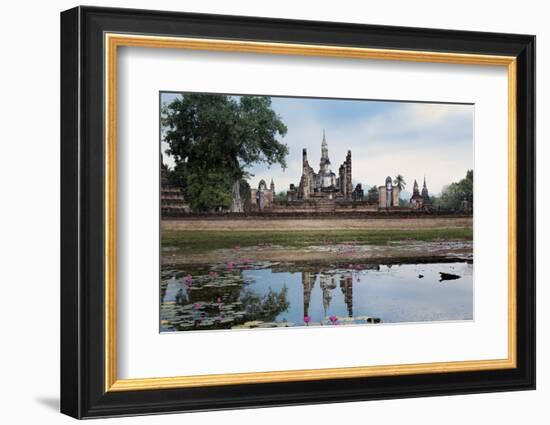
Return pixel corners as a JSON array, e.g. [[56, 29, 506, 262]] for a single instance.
[[159, 130, 436, 215], [250, 179, 275, 212], [409, 177, 433, 211], [249, 130, 433, 214], [287, 130, 353, 201], [160, 156, 190, 215], [378, 176, 401, 208]]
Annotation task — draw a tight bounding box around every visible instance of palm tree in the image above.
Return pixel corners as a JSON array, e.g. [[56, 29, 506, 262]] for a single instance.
[[393, 174, 406, 191]]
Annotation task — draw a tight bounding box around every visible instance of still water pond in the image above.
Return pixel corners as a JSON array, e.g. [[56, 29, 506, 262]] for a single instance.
[[160, 261, 473, 332]]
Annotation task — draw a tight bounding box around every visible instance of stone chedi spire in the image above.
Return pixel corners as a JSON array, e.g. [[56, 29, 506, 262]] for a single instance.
[[421, 176, 432, 206], [412, 179, 420, 196], [421, 176, 429, 198], [319, 129, 331, 171], [409, 178, 423, 210], [318, 130, 337, 189]]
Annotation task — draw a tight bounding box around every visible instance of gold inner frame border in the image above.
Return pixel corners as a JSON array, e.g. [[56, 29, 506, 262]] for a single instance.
[[104, 33, 517, 392]]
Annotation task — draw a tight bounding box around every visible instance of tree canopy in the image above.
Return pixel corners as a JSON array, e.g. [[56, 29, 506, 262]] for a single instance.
[[161, 94, 288, 211], [435, 170, 473, 211]]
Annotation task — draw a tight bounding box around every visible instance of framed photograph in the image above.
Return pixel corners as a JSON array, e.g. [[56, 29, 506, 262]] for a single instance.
[[60, 6, 535, 419]]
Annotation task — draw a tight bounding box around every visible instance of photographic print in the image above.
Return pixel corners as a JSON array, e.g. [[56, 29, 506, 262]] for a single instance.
[[159, 93, 474, 333]]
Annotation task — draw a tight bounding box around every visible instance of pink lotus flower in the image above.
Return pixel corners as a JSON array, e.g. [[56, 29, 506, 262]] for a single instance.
[[243, 258, 250, 265], [348, 263, 354, 269], [304, 315, 311, 325], [226, 261, 235, 271], [329, 315, 339, 325], [209, 271, 218, 279], [194, 303, 202, 309]]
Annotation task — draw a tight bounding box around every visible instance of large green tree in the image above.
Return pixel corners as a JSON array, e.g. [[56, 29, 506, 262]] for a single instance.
[[161, 94, 288, 211], [437, 170, 473, 211]]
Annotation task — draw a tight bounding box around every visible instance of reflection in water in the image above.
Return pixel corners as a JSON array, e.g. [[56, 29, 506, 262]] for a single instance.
[[304, 272, 355, 319], [160, 261, 473, 332]]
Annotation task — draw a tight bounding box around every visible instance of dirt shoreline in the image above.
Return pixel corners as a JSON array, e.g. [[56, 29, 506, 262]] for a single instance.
[[162, 217, 473, 232], [165, 240, 473, 265]]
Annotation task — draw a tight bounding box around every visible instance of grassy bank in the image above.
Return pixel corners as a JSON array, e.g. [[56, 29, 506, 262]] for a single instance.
[[162, 227, 473, 255]]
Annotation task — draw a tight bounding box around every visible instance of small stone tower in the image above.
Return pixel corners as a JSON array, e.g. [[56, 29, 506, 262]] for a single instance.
[[345, 150, 352, 200], [410, 179, 423, 209], [421, 176, 432, 208]]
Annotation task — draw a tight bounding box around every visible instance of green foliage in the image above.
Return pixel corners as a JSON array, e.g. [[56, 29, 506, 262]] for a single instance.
[[436, 170, 473, 211], [165, 161, 186, 189], [186, 168, 233, 212], [393, 174, 406, 191], [240, 285, 290, 321], [274, 191, 287, 201], [163, 228, 473, 255], [239, 179, 251, 205], [161, 94, 288, 211], [366, 186, 379, 204]]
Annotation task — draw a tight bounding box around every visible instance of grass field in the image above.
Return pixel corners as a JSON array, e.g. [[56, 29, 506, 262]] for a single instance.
[[162, 227, 473, 255]]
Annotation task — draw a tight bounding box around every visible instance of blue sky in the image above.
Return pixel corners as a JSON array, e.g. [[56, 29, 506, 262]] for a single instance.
[[161, 92, 473, 196]]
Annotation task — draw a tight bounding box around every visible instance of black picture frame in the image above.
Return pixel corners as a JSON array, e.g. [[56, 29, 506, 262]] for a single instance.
[[61, 5, 535, 419]]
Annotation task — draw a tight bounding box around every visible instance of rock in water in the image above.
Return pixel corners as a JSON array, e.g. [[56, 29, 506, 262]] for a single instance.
[[439, 272, 461, 282]]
